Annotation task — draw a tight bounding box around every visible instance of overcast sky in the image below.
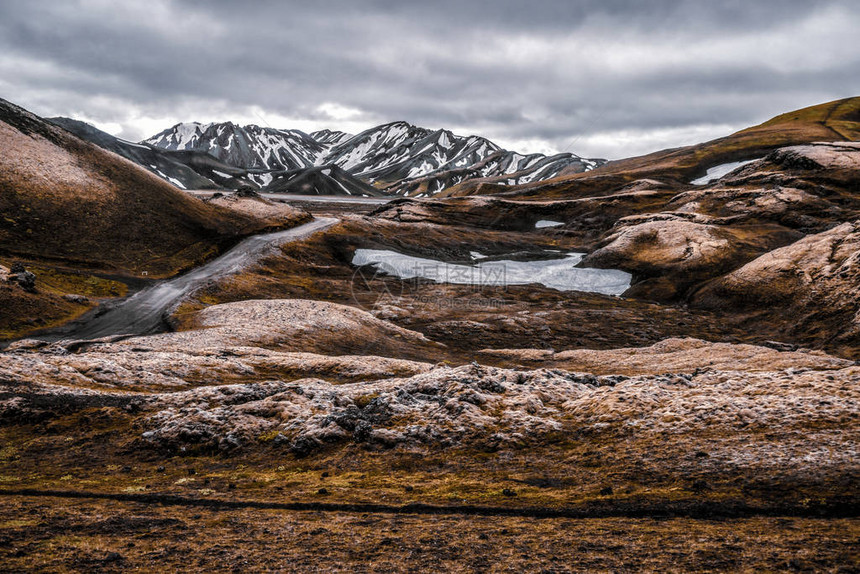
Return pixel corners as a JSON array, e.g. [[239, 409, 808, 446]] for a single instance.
[[1, 0, 858, 159]]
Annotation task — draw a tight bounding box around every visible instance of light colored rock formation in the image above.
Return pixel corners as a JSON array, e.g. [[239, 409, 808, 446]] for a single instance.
[[668, 186, 835, 227], [5, 358, 852, 480], [693, 221, 860, 348], [581, 216, 797, 290], [1, 299, 441, 391], [478, 337, 853, 375], [0, 345, 431, 392], [1, 295, 856, 480], [766, 141, 860, 171], [160, 299, 437, 353], [205, 194, 305, 226], [125, 361, 860, 475]]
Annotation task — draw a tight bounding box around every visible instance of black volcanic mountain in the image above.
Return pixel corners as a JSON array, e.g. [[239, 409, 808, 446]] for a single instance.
[[48, 117, 260, 191], [264, 164, 385, 197], [145, 122, 325, 186], [51, 118, 382, 197], [144, 120, 604, 196]]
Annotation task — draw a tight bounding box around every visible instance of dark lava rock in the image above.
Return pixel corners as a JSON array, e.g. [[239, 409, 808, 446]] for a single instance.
[[235, 186, 260, 198], [599, 486, 614, 496], [762, 340, 799, 352], [317, 488, 329, 495], [353, 420, 372, 443], [103, 552, 124, 563], [502, 488, 517, 497], [289, 436, 320, 457], [9, 270, 36, 292]]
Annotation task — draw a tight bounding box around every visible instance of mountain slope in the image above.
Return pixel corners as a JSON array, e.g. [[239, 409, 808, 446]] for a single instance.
[[0, 98, 261, 276], [59, 118, 384, 198], [264, 164, 385, 197], [310, 128, 353, 147], [316, 121, 601, 195], [48, 117, 258, 191], [448, 97, 860, 199], [144, 120, 603, 196], [145, 122, 325, 187]]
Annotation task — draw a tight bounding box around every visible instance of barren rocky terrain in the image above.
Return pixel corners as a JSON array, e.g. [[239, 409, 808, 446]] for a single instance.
[[1, 98, 859, 571]]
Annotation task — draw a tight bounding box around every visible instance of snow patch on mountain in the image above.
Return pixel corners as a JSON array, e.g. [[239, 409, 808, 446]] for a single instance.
[[144, 120, 604, 196]]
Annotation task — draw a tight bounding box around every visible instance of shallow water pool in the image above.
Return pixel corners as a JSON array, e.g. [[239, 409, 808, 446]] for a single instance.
[[352, 249, 631, 296]]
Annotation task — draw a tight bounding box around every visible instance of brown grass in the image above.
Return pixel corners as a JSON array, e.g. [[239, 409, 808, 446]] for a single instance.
[[1, 496, 856, 572]]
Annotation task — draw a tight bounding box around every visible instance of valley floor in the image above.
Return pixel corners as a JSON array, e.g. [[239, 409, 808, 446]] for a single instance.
[[2, 192, 859, 572]]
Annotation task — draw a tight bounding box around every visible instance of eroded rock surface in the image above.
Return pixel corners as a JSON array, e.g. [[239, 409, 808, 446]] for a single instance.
[[2, 354, 856, 482], [1, 298, 856, 475], [478, 337, 853, 375], [582, 216, 798, 299], [203, 193, 308, 228], [693, 221, 860, 354]]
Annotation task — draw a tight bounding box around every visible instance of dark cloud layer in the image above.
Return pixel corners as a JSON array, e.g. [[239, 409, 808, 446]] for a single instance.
[[0, 0, 858, 158]]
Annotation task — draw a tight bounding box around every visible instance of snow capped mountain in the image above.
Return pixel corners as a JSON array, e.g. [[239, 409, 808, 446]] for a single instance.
[[321, 122, 501, 183], [49, 117, 257, 191], [317, 121, 601, 195], [143, 120, 604, 196], [144, 122, 326, 187], [53, 118, 381, 197], [310, 129, 353, 147]]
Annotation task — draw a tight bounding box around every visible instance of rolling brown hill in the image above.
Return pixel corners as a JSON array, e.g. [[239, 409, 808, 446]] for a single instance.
[[0, 97, 266, 276], [0, 97, 307, 340], [443, 96, 860, 199]]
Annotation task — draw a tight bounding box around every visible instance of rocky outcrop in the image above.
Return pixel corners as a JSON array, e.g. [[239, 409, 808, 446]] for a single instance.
[[157, 299, 440, 357], [766, 141, 860, 172], [477, 337, 853, 375], [202, 193, 309, 228], [6, 263, 36, 293], [0, 298, 447, 393], [581, 215, 799, 300], [692, 221, 860, 355], [5, 354, 855, 481], [1, 293, 857, 486], [666, 185, 841, 231], [0, 343, 431, 392]]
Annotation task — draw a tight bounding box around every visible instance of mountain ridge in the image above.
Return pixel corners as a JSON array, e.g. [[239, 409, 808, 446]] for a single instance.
[[443, 96, 860, 199], [50, 117, 382, 197], [142, 119, 604, 196]]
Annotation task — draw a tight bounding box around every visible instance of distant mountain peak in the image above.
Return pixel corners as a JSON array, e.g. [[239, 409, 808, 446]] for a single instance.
[[142, 119, 604, 196]]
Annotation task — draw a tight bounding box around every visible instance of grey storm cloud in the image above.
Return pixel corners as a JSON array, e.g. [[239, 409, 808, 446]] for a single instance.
[[0, 0, 858, 159]]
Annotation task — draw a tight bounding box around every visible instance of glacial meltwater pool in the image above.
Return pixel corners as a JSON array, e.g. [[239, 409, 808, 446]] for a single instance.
[[352, 249, 632, 296], [690, 159, 761, 185]]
